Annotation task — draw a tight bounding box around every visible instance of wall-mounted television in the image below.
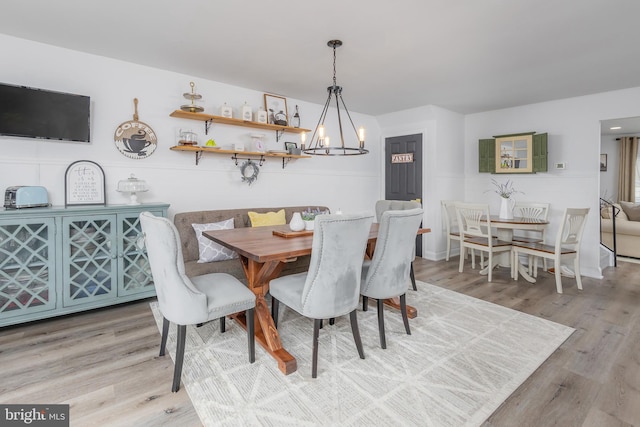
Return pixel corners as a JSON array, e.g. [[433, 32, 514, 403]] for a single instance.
[[0, 83, 90, 143]]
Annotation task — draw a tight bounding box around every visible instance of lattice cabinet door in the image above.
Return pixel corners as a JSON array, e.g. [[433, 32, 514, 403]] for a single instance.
[[0, 218, 56, 320], [62, 215, 118, 307], [117, 211, 160, 297]]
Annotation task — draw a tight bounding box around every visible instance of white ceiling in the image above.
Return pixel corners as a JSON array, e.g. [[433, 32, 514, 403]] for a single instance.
[[3, 0, 640, 116], [601, 116, 640, 136]]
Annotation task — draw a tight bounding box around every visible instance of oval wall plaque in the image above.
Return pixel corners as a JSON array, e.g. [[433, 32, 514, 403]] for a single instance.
[[114, 98, 157, 159]]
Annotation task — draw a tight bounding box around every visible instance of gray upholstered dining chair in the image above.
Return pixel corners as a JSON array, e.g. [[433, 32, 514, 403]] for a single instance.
[[269, 213, 373, 378], [374, 199, 422, 291], [139, 212, 256, 393], [361, 208, 423, 349]]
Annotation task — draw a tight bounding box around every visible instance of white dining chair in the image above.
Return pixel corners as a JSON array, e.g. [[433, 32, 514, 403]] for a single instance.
[[513, 202, 550, 276], [441, 200, 460, 261], [443, 200, 480, 265], [455, 202, 512, 282], [512, 208, 589, 294]]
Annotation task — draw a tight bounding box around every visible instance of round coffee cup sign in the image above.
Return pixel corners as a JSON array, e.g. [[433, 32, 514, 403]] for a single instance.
[[114, 98, 157, 159]]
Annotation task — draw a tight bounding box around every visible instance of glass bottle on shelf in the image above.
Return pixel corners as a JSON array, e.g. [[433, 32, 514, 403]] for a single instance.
[[292, 105, 300, 128]]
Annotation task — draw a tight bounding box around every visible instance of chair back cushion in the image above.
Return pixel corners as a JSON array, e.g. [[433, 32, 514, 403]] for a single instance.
[[375, 200, 421, 222], [361, 208, 424, 299], [620, 201, 640, 221], [301, 213, 373, 319], [139, 212, 207, 325]]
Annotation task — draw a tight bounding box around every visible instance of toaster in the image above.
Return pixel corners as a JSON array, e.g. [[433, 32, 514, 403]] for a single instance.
[[4, 186, 50, 209]]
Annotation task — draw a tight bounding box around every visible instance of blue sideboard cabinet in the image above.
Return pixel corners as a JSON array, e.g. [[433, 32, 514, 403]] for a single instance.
[[0, 203, 169, 327]]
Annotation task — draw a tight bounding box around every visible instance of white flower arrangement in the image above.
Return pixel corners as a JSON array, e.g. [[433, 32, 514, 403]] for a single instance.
[[301, 207, 329, 221], [487, 178, 523, 199]]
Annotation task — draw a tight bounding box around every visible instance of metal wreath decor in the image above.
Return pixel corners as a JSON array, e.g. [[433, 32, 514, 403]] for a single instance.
[[240, 159, 260, 185]]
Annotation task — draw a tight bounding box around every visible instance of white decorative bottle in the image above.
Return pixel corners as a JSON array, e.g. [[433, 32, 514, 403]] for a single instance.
[[241, 102, 252, 121], [256, 107, 268, 124], [289, 212, 305, 231], [220, 103, 233, 118]]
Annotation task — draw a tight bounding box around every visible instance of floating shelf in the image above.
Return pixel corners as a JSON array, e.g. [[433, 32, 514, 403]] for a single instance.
[[170, 145, 311, 168], [169, 110, 311, 138]]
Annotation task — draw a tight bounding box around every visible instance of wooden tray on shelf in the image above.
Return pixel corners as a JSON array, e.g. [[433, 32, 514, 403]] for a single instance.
[[272, 229, 313, 238]]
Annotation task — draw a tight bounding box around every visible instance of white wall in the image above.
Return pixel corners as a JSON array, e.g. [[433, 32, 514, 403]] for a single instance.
[[465, 87, 640, 279], [0, 34, 381, 219]]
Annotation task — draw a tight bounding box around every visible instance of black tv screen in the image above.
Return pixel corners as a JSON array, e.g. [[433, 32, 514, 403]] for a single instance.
[[0, 83, 90, 142]]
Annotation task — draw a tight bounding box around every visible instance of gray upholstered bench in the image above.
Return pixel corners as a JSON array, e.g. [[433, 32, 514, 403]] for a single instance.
[[173, 206, 329, 280]]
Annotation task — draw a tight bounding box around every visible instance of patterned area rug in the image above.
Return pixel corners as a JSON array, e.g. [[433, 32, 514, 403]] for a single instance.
[[149, 282, 574, 426]]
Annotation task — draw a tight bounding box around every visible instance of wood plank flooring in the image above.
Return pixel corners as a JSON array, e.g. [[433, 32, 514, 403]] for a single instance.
[[414, 257, 640, 427], [1, 256, 638, 426]]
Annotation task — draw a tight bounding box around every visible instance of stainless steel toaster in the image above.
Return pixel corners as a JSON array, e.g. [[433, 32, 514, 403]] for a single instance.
[[4, 186, 50, 209]]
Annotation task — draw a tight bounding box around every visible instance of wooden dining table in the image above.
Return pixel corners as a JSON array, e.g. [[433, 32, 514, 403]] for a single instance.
[[203, 223, 430, 375], [480, 215, 549, 282]]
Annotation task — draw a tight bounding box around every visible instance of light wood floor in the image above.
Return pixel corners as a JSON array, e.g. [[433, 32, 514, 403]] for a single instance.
[[2, 257, 639, 426]]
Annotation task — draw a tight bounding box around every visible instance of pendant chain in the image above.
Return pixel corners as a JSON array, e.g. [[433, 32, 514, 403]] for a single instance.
[[333, 46, 337, 87]]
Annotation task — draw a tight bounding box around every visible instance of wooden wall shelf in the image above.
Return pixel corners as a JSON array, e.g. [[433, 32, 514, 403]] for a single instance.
[[169, 110, 311, 137], [170, 145, 311, 168]]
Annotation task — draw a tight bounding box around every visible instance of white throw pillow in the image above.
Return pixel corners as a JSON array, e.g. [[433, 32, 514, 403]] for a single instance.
[[191, 219, 238, 263]]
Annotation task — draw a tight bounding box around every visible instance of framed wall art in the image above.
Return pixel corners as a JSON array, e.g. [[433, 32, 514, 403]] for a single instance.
[[284, 142, 297, 151], [264, 94, 288, 125], [64, 160, 106, 207], [600, 154, 607, 172]]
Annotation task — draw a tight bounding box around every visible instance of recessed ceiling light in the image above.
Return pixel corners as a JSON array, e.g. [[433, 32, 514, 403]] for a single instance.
[[610, 126, 622, 130]]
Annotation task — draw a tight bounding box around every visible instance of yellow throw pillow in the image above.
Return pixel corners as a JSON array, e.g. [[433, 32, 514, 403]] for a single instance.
[[248, 209, 286, 227]]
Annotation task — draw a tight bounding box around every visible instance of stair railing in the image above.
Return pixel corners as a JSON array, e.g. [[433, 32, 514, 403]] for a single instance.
[[599, 198, 619, 267]]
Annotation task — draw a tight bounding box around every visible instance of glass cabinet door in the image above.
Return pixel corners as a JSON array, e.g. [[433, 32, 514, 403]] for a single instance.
[[118, 212, 157, 296], [62, 215, 118, 307], [0, 219, 56, 319]]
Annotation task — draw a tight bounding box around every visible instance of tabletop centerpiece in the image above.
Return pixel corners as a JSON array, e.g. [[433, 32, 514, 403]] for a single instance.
[[301, 207, 329, 231], [488, 179, 522, 219]]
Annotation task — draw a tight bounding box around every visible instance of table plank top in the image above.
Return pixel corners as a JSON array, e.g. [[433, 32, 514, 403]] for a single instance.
[[204, 223, 430, 263]]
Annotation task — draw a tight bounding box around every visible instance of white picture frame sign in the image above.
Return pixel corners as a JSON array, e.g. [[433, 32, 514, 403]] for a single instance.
[[64, 160, 106, 207]]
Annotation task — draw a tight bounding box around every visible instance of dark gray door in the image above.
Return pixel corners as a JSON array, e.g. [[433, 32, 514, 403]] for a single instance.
[[385, 134, 423, 255]]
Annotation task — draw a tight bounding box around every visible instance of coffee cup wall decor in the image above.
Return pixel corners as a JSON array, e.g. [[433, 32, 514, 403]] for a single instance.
[[114, 98, 158, 159]]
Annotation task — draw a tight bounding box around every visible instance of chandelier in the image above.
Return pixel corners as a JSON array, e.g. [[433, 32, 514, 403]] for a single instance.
[[302, 40, 368, 156]]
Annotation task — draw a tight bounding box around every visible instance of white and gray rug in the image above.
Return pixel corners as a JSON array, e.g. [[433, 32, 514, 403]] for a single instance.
[[149, 282, 574, 426]]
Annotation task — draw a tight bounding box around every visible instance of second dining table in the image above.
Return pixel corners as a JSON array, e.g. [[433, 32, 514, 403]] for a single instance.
[[479, 215, 549, 282], [204, 222, 430, 375]]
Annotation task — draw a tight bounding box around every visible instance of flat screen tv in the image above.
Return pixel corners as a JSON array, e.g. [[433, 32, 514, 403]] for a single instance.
[[0, 83, 90, 143]]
